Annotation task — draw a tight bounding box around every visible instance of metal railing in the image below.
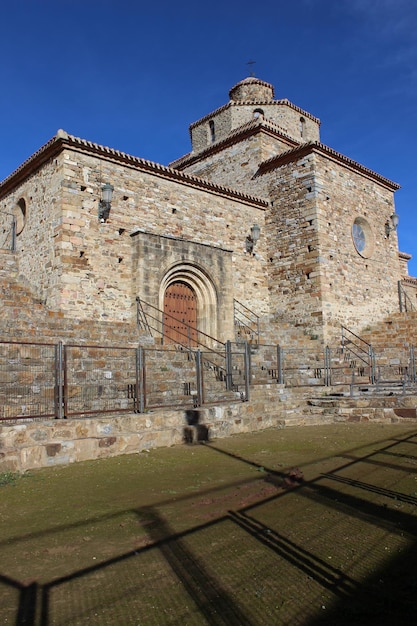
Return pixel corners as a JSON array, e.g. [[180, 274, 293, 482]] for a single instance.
[[0, 341, 57, 419], [341, 325, 376, 383], [0, 339, 250, 422], [398, 280, 416, 312], [136, 297, 230, 386], [1, 337, 416, 422], [136, 297, 224, 351], [234, 299, 260, 346]]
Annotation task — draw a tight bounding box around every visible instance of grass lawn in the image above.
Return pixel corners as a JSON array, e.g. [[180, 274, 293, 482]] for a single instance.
[[1, 422, 417, 625]]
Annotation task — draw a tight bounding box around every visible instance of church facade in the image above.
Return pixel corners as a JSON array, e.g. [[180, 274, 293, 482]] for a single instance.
[[0, 76, 414, 348]]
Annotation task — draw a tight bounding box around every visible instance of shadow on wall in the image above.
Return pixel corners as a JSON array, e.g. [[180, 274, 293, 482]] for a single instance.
[[183, 409, 210, 444]]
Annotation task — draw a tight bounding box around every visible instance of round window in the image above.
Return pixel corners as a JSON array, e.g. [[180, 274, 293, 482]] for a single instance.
[[352, 217, 373, 258]]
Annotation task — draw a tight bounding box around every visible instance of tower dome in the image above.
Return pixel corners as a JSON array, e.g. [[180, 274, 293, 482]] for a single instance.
[[229, 76, 275, 102]]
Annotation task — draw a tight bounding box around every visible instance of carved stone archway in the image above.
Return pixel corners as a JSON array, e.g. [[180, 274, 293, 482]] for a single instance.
[[160, 263, 218, 343]]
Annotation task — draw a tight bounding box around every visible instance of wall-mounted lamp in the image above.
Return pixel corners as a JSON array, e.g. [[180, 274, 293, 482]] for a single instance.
[[98, 182, 114, 222], [245, 223, 261, 254], [385, 212, 399, 237]]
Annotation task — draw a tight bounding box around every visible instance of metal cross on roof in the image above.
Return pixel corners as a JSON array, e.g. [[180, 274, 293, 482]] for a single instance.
[[247, 60, 256, 77]]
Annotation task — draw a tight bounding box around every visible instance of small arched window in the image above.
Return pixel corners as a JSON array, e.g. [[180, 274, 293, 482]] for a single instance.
[[209, 120, 215, 143], [13, 198, 27, 235], [299, 117, 306, 138], [253, 108, 264, 119]]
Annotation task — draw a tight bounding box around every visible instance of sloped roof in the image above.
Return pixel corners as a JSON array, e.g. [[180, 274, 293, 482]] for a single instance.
[[0, 130, 268, 208], [257, 141, 400, 191], [171, 116, 300, 169]]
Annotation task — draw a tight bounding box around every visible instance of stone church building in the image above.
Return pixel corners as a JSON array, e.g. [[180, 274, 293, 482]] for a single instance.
[[1, 75, 414, 346], [1, 76, 416, 471]]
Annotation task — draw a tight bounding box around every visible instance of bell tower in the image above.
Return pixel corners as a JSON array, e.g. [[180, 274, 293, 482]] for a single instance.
[[185, 76, 320, 156]]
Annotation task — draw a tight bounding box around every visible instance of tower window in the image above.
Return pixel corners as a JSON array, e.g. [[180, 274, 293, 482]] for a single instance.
[[253, 108, 264, 119], [209, 120, 215, 143], [300, 117, 306, 138]]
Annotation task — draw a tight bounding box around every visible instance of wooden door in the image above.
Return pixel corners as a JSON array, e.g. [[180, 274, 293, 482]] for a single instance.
[[163, 282, 197, 345]]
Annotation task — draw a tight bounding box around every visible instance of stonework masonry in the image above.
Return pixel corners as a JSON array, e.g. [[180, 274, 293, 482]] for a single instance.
[[0, 75, 416, 471], [0, 76, 409, 344]]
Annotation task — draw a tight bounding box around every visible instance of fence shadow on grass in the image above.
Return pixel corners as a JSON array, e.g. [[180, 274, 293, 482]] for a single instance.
[[0, 573, 38, 626], [206, 430, 417, 624], [2, 429, 417, 624]]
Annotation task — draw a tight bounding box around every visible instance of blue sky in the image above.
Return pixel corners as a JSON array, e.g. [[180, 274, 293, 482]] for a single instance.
[[1, 0, 416, 275]]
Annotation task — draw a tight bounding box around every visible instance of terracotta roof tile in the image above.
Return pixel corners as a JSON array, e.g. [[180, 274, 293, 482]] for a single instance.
[[171, 118, 300, 169], [0, 131, 268, 209], [257, 141, 400, 190]]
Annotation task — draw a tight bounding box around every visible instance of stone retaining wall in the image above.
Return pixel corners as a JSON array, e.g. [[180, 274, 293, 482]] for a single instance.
[[0, 384, 290, 472]]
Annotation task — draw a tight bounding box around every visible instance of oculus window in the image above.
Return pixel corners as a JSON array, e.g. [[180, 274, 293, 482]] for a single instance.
[[352, 217, 374, 258]]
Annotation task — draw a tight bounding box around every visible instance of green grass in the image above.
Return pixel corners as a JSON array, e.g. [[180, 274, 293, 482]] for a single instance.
[[1, 422, 417, 625], [0, 471, 20, 487]]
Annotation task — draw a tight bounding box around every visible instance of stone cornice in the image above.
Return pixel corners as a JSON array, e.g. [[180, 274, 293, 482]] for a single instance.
[[257, 142, 400, 191], [189, 98, 320, 131], [399, 251, 412, 261], [170, 118, 300, 170], [274, 99, 321, 125], [0, 130, 268, 209], [130, 228, 233, 253], [401, 276, 417, 286]]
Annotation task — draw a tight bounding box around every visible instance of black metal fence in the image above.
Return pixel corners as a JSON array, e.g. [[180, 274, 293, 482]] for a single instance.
[[1, 339, 416, 422]]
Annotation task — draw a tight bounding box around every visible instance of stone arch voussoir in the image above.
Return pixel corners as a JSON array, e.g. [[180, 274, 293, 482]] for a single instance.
[[159, 263, 218, 340]]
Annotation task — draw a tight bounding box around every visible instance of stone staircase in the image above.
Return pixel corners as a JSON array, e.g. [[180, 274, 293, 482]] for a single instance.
[[2, 247, 416, 426], [143, 345, 241, 408], [307, 393, 417, 424]]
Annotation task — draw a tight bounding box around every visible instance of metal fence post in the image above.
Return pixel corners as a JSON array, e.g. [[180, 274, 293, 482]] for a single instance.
[[54, 341, 64, 419], [369, 346, 376, 384], [225, 340, 233, 391], [136, 347, 145, 413], [410, 346, 416, 383], [195, 350, 203, 406], [244, 342, 250, 401], [277, 345, 284, 384], [63, 344, 68, 418], [325, 345, 331, 386]]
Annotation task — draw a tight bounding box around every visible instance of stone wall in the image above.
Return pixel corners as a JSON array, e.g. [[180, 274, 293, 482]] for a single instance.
[[360, 311, 417, 349], [0, 159, 63, 307], [189, 100, 320, 154], [0, 250, 140, 345], [0, 383, 291, 472], [262, 149, 402, 342], [0, 145, 269, 328], [264, 152, 325, 340], [176, 128, 290, 199], [132, 231, 235, 342], [313, 152, 401, 339]]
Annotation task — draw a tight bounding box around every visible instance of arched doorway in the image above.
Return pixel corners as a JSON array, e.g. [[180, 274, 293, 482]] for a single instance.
[[163, 281, 198, 345], [160, 263, 218, 346]]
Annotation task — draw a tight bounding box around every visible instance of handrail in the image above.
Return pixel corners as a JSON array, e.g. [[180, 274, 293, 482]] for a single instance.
[[136, 298, 153, 337], [398, 280, 416, 312], [136, 297, 225, 353], [341, 325, 371, 350], [341, 326, 375, 383], [234, 299, 260, 345], [135, 298, 242, 394]]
